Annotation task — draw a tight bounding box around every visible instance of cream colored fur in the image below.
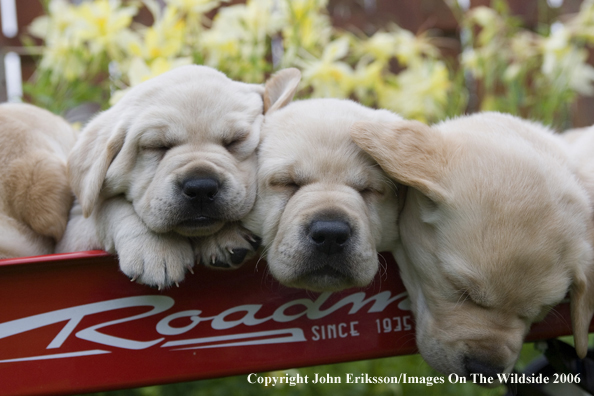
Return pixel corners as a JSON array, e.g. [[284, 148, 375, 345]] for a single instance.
[[561, 125, 594, 359], [351, 112, 594, 376], [244, 97, 402, 292], [0, 103, 77, 258], [56, 65, 299, 288]]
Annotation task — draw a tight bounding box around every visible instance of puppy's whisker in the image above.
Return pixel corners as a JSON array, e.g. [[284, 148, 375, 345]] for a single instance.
[[454, 289, 469, 308], [255, 245, 272, 273], [378, 254, 389, 280], [416, 357, 430, 369], [379, 174, 398, 193], [371, 255, 388, 291], [548, 308, 570, 328]]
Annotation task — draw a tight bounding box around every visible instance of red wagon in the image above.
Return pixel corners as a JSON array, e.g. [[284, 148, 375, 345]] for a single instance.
[[0, 251, 590, 395]]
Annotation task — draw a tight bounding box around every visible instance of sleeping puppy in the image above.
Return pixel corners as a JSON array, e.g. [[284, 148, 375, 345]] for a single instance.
[[351, 112, 594, 378], [0, 103, 76, 258], [56, 65, 299, 288], [244, 81, 402, 291]]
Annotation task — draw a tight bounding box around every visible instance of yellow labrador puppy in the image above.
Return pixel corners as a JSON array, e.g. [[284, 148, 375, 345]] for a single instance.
[[351, 112, 594, 377], [244, 91, 402, 292], [0, 103, 76, 258], [57, 66, 300, 288]]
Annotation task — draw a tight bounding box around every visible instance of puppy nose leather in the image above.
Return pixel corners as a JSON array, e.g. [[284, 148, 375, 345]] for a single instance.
[[181, 178, 220, 203], [309, 220, 351, 255]]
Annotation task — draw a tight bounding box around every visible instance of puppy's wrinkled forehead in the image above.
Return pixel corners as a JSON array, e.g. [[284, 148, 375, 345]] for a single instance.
[[261, 99, 401, 185], [118, 65, 264, 140]]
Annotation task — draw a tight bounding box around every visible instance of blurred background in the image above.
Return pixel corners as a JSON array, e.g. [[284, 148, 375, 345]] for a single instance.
[[1, 0, 594, 129], [1, 0, 594, 395]]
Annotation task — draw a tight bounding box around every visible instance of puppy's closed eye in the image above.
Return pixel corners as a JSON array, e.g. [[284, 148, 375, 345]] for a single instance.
[[350, 181, 387, 198], [139, 131, 177, 153], [141, 143, 172, 152], [138, 126, 177, 152], [357, 185, 383, 196], [447, 276, 490, 308], [139, 143, 173, 162], [270, 178, 300, 190], [223, 131, 249, 152], [349, 170, 390, 197], [459, 289, 491, 309], [269, 174, 302, 194]]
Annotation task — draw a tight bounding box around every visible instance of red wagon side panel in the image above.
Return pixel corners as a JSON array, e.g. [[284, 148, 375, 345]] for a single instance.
[[0, 252, 590, 395]]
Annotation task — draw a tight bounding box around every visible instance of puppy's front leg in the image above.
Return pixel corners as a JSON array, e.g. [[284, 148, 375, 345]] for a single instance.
[[97, 196, 195, 288], [192, 222, 262, 269]]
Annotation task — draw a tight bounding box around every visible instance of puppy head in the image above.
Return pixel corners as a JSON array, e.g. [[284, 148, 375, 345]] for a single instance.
[[69, 65, 300, 237], [246, 98, 402, 291], [352, 112, 594, 376]]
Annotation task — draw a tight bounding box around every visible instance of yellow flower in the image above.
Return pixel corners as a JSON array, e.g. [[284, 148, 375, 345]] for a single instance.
[[359, 27, 438, 67], [392, 28, 438, 65], [467, 6, 504, 46], [471, 6, 499, 27], [297, 37, 353, 97], [281, 0, 331, 55], [28, 0, 88, 81], [360, 31, 396, 63], [541, 25, 572, 76], [542, 44, 594, 95], [286, 0, 328, 21], [350, 59, 384, 105], [200, 0, 281, 81], [75, 0, 138, 58], [510, 31, 539, 62], [127, 6, 186, 61], [39, 36, 88, 82], [29, 0, 80, 42], [165, 0, 227, 15], [379, 61, 451, 122], [200, 6, 246, 69], [244, 0, 284, 38], [569, 0, 594, 43]]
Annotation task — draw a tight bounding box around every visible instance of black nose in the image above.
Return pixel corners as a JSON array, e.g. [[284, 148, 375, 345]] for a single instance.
[[465, 357, 505, 378], [181, 178, 220, 203], [309, 220, 351, 255]]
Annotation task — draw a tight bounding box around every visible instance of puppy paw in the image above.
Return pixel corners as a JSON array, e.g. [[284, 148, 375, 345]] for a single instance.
[[116, 232, 195, 289], [193, 223, 261, 270]]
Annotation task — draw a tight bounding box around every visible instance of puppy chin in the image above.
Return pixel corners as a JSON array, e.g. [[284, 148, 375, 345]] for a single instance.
[[143, 216, 226, 236], [287, 271, 359, 292], [173, 220, 225, 236], [269, 252, 377, 292]]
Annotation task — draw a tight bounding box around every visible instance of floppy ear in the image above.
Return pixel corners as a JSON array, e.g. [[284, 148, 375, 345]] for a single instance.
[[264, 68, 301, 114], [68, 110, 127, 218], [571, 246, 594, 359], [351, 120, 449, 202]]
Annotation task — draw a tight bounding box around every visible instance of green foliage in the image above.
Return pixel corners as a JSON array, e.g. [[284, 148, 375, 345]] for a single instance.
[[25, 0, 594, 127]]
